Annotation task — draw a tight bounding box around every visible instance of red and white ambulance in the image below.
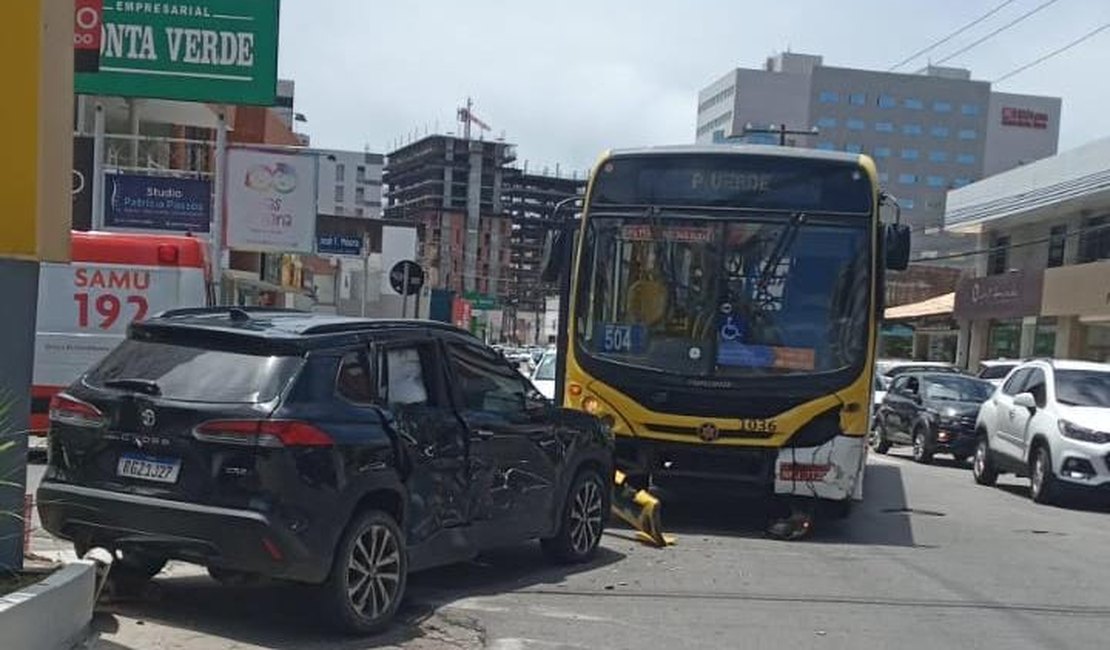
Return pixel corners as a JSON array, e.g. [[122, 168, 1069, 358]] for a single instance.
[[30, 232, 210, 437]]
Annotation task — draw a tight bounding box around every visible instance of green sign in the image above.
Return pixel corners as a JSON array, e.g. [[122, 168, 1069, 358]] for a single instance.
[[76, 0, 279, 105], [464, 292, 498, 310]]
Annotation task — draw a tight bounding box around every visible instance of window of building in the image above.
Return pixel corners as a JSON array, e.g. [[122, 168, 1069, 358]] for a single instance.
[[1048, 224, 1067, 267], [875, 121, 894, 133], [845, 143, 863, 153], [990, 320, 1022, 360], [874, 146, 892, 158], [817, 116, 837, 128], [956, 152, 976, 165], [902, 123, 923, 136], [355, 187, 366, 203], [819, 90, 839, 104], [901, 148, 919, 160], [849, 92, 866, 105], [929, 151, 948, 163], [926, 175, 946, 188], [902, 198, 916, 210], [356, 165, 366, 182], [878, 172, 889, 183], [958, 129, 977, 141], [846, 118, 865, 131], [335, 185, 344, 202], [931, 126, 949, 138], [1079, 215, 1110, 263], [953, 177, 971, 188], [961, 104, 980, 116], [878, 94, 897, 108], [933, 101, 952, 113], [898, 173, 917, 185], [904, 98, 924, 110], [817, 141, 836, 150], [335, 163, 346, 182], [988, 235, 1010, 275]]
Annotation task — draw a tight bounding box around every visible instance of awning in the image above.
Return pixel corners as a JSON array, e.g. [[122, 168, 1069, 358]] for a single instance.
[[884, 292, 954, 320]]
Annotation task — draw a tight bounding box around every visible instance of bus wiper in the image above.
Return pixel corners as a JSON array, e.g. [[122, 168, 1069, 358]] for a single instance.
[[103, 378, 162, 396], [755, 212, 805, 304]]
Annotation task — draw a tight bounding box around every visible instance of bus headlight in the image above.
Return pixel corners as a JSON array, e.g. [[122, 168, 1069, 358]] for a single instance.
[[582, 395, 602, 415]]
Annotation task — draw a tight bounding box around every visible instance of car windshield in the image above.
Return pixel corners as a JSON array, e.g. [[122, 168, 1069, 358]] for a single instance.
[[923, 375, 994, 402], [1054, 370, 1110, 408], [575, 213, 871, 377], [886, 364, 958, 378], [979, 364, 1016, 380], [85, 339, 302, 404], [533, 354, 557, 380]]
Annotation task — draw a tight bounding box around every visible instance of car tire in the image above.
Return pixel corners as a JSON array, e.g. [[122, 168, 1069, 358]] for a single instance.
[[869, 422, 891, 454], [973, 435, 998, 486], [322, 509, 408, 635], [105, 549, 167, 593], [912, 427, 933, 464], [542, 468, 608, 565], [1030, 445, 1061, 505]]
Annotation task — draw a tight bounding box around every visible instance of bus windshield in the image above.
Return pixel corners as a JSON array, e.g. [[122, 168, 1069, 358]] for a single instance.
[[575, 212, 871, 377]]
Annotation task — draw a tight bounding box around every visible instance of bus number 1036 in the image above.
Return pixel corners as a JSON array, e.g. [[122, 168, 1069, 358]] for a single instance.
[[74, 293, 149, 329]]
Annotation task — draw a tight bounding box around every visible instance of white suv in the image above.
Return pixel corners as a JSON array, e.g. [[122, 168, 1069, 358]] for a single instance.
[[973, 359, 1110, 504]]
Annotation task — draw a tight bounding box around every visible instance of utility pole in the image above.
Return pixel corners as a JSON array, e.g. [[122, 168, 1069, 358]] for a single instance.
[[738, 123, 819, 146]]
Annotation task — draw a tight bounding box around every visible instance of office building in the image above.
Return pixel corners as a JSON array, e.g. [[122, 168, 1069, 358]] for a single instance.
[[696, 52, 1061, 259], [315, 149, 384, 219]]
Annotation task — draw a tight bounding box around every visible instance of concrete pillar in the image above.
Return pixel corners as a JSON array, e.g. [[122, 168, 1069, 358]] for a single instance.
[[967, 319, 989, 370], [1054, 316, 1084, 360], [465, 145, 482, 293], [956, 319, 971, 368], [1018, 316, 1038, 358]]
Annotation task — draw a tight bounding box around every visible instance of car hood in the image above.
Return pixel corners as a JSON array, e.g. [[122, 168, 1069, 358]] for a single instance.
[[924, 400, 982, 418], [533, 379, 556, 400], [1056, 405, 1110, 431]]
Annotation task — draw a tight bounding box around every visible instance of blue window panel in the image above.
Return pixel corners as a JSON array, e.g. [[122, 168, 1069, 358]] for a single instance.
[[845, 143, 863, 153], [819, 90, 839, 104], [928, 151, 948, 163], [926, 175, 946, 188], [878, 94, 897, 108], [878, 172, 890, 183], [849, 93, 866, 106], [958, 129, 977, 140], [904, 98, 924, 110], [747, 133, 778, 145], [953, 177, 971, 187], [898, 173, 917, 185], [875, 121, 894, 133], [901, 148, 919, 160], [816, 116, 837, 128], [961, 104, 980, 115], [817, 141, 836, 150], [902, 198, 915, 209], [873, 146, 892, 158], [931, 126, 949, 138], [902, 124, 923, 136], [957, 152, 976, 165], [933, 101, 952, 113], [846, 118, 865, 131]]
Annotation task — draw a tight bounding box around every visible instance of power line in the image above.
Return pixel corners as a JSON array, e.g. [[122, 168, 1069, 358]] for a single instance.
[[994, 22, 1110, 83], [910, 219, 1110, 264], [887, 0, 1020, 71], [935, 0, 1062, 66]]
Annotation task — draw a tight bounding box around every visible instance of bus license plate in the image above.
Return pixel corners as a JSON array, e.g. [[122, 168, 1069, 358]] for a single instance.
[[117, 453, 181, 484]]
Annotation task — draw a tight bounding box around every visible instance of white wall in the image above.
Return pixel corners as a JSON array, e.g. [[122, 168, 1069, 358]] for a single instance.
[[983, 92, 1062, 177], [315, 149, 384, 219]]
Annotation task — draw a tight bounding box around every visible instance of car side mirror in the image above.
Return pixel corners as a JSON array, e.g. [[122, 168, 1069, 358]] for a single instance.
[[884, 223, 911, 271], [1013, 392, 1037, 410]]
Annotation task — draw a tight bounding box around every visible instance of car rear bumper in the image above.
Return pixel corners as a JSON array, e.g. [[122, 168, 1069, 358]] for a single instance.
[[37, 481, 331, 583]]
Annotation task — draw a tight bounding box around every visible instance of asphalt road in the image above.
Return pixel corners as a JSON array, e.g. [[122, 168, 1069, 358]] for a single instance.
[[26, 450, 1110, 649]]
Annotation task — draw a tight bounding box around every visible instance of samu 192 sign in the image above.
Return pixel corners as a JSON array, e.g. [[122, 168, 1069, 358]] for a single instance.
[[75, 0, 279, 105]]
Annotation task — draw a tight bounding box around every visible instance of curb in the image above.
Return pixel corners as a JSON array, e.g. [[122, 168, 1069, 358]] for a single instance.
[[0, 561, 96, 650]]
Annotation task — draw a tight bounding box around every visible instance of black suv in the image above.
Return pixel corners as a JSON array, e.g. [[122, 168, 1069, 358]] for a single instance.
[[38, 309, 612, 633]]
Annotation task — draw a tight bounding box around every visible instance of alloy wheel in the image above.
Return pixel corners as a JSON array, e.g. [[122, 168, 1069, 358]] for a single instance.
[[346, 524, 402, 622], [569, 477, 604, 555]]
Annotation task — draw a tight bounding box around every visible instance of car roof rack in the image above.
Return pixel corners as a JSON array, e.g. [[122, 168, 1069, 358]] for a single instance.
[[299, 318, 473, 337], [155, 306, 309, 319]]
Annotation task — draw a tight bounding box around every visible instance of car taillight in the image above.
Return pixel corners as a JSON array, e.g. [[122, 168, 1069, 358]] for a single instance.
[[48, 394, 105, 428], [192, 420, 334, 448]]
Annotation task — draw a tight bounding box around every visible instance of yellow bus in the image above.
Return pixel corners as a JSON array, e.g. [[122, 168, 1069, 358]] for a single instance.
[[544, 145, 910, 527]]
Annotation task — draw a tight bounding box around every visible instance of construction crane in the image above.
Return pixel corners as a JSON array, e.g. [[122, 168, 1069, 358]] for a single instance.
[[457, 97, 490, 141]]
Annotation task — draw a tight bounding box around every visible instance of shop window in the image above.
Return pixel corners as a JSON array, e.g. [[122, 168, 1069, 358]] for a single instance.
[[987, 235, 1010, 275], [1034, 318, 1057, 357], [1079, 215, 1110, 263], [988, 319, 1021, 359], [1048, 225, 1067, 267]]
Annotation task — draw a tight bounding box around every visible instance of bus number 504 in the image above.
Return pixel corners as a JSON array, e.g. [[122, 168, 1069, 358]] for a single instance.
[[74, 293, 149, 329]]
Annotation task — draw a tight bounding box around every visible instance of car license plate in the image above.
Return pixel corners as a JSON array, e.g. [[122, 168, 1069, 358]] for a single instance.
[[117, 453, 181, 484]]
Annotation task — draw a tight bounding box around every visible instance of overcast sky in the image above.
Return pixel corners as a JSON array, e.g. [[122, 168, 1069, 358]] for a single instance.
[[278, 0, 1110, 174]]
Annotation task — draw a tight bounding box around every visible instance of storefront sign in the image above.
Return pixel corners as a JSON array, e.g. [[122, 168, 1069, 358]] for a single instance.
[[226, 148, 317, 253], [74, 0, 102, 73], [1041, 261, 1110, 318], [74, 0, 279, 105], [316, 234, 362, 256], [954, 271, 1043, 320], [104, 173, 211, 232], [1001, 107, 1049, 130]]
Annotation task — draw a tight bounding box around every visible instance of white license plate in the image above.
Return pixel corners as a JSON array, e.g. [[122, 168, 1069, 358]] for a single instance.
[[117, 454, 181, 484]]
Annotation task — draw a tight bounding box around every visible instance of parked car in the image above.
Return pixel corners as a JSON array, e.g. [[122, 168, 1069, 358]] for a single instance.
[[871, 372, 995, 464], [37, 308, 613, 633], [972, 359, 1110, 505], [531, 349, 557, 400], [977, 359, 1021, 387]]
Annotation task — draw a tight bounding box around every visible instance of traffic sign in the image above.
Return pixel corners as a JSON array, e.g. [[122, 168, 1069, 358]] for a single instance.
[[389, 260, 425, 296]]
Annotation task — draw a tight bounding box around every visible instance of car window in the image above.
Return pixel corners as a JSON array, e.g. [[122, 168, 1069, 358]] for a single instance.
[[381, 345, 436, 407], [904, 376, 920, 395], [448, 343, 528, 414], [1001, 368, 1031, 396], [1055, 370, 1110, 407], [978, 364, 1015, 380], [923, 376, 994, 402], [533, 354, 557, 381], [1024, 369, 1047, 407], [889, 376, 908, 394], [336, 352, 373, 404]]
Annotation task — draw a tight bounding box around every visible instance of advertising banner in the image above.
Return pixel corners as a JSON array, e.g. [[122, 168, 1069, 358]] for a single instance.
[[954, 270, 1043, 321], [105, 173, 211, 232], [74, 0, 280, 105], [74, 0, 102, 73], [226, 149, 317, 253], [317, 234, 363, 256]]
